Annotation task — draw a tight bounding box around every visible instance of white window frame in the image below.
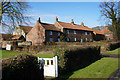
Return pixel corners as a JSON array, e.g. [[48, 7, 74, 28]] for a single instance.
[[74, 38, 76, 41], [58, 32, 60, 36], [85, 32, 87, 35], [58, 38, 60, 42], [85, 38, 87, 42], [49, 38, 53, 42], [74, 30, 76, 34], [50, 31, 53, 35], [66, 30, 69, 34]]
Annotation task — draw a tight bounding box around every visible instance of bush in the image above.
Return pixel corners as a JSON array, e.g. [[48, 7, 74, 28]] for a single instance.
[[55, 46, 101, 75], [2, 54, 44, 80]]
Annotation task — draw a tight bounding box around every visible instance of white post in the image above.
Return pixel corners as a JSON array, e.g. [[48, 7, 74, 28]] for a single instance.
[[49, 60, 51, 65], [38, 57, 39, 63], [45, 60, 47, 65], [55, 56, 58, 77]]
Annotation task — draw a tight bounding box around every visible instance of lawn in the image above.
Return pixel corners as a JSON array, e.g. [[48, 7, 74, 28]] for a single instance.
[[1, 50, 54, 59], [102, 48, 120, 54], [61, 58, 118, 79]]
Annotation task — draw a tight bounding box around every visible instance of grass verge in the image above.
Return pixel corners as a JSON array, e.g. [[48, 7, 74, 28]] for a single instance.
[[102, 48, 120, 54], [1, 50, 54, 59], [61, 58, 118, 79]]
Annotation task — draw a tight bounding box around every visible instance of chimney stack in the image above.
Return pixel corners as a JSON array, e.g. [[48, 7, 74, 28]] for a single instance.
[[38, 17, 41, 23], [71, 19, 74, 25], [81, 22, 84, 26], [55, 16, 58, 22]]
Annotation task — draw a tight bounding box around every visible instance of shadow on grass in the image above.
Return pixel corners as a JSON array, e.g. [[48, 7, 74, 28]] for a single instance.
[[51, 55, 103, 80]]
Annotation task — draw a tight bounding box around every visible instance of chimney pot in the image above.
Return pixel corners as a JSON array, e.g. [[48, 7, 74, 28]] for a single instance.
[[38, 17, 41, 23], [56, 16, 58, 22], [81, 22, 84, 26], [71, 19, 74, 25]]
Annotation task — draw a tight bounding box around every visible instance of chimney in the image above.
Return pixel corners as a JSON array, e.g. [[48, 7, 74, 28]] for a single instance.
[[55, 16, 58, 22], [71, 19, 74, 25], [81, 22, 84, 26], [38, 17, 41, 23]]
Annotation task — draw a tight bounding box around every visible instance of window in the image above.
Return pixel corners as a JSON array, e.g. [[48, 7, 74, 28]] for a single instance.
[[81, 39, 83, 43], [89, 32, 91, 35], [105, 34, 110, 36], [58, 32, 60, 36], [66, 30, 69, 34], [67, 38, 70, 42], [58, 38, 60, 42], [74, 38, 76, 41], [74, 30, 76, 34], [49, 31, 53, 35], [85, 32, 87, 35], [85, 38, 87, 42], [49, 38, 53, 42]]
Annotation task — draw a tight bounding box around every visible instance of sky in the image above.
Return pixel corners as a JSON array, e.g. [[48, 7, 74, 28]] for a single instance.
[[25, 2, 106, 28]]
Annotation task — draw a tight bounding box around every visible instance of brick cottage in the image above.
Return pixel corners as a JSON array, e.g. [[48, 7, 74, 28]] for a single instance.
[[26, 17, 96, 45]]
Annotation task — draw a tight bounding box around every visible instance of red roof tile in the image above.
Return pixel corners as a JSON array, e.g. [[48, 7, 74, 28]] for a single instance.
[[11, 35, 23, 40], [58, 21, 93, 32], [101, 27, 112, 34]]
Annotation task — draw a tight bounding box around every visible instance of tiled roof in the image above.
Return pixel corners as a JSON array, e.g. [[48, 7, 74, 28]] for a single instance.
[[83, 26, 104, 35], [58, 21, 93, 32], [41, 23, 61, 31], [92, 29, 104, 35], [11, 35, 23, 40], [101, 27, 112, 34], [0, 34, 12, 40], [19, 25, 33, 33]]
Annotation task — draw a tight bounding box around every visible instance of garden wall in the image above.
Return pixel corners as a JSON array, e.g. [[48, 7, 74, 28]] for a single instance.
[[54, 46, 101, 75], [2, 54, 44, 80]]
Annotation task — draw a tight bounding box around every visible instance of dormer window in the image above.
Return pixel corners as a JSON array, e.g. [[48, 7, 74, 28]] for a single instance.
[[50, 31, 53, 35], [74, 30, 76, 34], [66, 30, 69, 34], [85, 32, 87, 35]]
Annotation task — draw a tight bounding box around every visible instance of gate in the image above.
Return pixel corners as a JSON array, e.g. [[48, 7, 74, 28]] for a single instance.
[[38, 56, 58, 77]]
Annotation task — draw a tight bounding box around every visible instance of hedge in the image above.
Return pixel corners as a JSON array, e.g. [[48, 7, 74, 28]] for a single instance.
[[2, 54, 44, 80], [55, 46, 101, 75], [105, 41, 120, 51]]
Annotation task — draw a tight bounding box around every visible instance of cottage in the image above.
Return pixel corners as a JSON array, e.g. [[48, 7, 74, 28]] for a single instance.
[[13, 25, 33, 38], [26, 18, 61, 45], [101, 27, 113, 40], [0, 34, 12, 41], [54, 16, 93, 42]]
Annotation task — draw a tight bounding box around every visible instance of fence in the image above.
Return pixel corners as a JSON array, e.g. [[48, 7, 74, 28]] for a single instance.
[[38, 56, 58, 77]]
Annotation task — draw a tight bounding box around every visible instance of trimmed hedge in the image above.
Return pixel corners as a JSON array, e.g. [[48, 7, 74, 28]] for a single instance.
[[2, 54, 44, 80], [55, 46, 101, 75], [105, 41, 120, 51]]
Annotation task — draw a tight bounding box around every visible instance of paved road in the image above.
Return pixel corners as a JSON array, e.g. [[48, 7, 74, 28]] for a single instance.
[[101, 54, 120, 58], [108, 66, 120, 80]]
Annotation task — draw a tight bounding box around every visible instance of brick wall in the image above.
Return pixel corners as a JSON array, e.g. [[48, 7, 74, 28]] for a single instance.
[[64, 28, 93, 42], [45, 30, 61, 42]]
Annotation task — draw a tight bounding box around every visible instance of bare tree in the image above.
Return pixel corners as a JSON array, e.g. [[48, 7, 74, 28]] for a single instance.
[[99, 1, 120, 40], [0, 0, 32, 33]]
